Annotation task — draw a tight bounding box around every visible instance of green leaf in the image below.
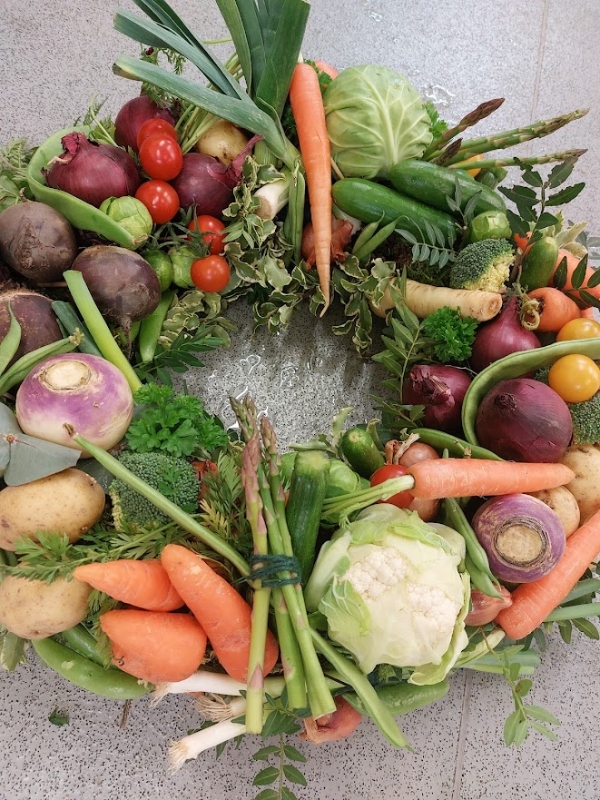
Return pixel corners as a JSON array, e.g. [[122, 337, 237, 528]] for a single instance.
[[253, 766, 279, 786], [254, 789, 279, 800], [280, 788, 299, 800], [283, 744, 307, 763], [546, 182, 585, 206], [3, 434, 80, 486], [577, 291, 600, 310], [283, 764, 307, 786], [529, 721, 559, 741], [506, 210, 529, 236], [503, 710, 521, 746], [521, 169, 543, 187], [513, 719, 530, 746], [571, 257, 588, 289], [548, 159, 575, 188], [586, 267, 600, 288], [526, 705, 561, 726], [515, 678, 533, 697], [573, 618, 599, 639], [557, 619, 573, 644], [252, 745, 280, 761], [48, 707, 69, 726], [553, 256, 568, 289], [536, 211, 560, 229]]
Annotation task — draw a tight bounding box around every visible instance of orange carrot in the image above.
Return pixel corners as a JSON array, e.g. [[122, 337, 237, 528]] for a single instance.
[[496, 508, 600, 639], [527, 287, 581, 332], [160, 544, 279, 683], [289, 62, 332, 311], [313, 59, 339, 80], [73, 559, 184, 612], [407, 458, 575, 500], [551, 248, 600, 304], [100, 609, 207, 684]]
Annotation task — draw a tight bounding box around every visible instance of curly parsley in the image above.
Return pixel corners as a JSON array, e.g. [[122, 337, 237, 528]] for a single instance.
[[421, 306, 478, 363]]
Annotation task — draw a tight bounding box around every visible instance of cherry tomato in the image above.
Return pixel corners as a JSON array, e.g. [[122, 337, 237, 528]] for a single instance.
[[135, 180, 180, 224], [370, 464, 414, 509], [556, 317, 600, 342], [136, 118, 179, 150], [190, 255, 231, 293], [138, 133, 183, 181], [188, 215, 226, 255], [548, 353, 600, 403]]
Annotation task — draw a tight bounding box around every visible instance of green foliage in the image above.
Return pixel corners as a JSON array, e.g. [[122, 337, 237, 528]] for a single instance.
[[424, 101, 449, 142], [109, 451, 200, 532], [0, 139, 35, 211], [126, 384, 229, 458], [449, 237, 514, 292], [421, 306, 478, 363]]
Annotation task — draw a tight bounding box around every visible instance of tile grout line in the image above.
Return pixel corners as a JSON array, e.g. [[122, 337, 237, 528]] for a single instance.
[[450, 671, 472, 800]]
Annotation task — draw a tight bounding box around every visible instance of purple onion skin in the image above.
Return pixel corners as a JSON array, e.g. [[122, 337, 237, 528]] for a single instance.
[[471, 296, 540, 373], [471, 493, 566, 583], [71, 245, 161, 332], [15, 353, 134, 455], [45, 133, 141, 208], [401, 364, 472, 434], [475, 378, 573, 463], [114, 95, 175, 153]]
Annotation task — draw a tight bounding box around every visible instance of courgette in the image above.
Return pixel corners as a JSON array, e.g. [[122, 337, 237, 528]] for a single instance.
[[389, 159, 506, 219], [340, 426, 385, 478], [285, 450, 331, 582], [331, 178, 459, 246]]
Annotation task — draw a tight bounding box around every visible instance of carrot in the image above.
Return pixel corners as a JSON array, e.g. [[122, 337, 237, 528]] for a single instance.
[[527, 287, 581, 332], [100, 609, 208, 684], [550, 248, 600, 304], [289, 62, 332, 312], [160, 544, 279, 683], [313, 59, 339, 80], [372, 278, 503, 322], [407, 458, 575, 500], [73, 559, 184, 612], [495, 507, 600, 640]]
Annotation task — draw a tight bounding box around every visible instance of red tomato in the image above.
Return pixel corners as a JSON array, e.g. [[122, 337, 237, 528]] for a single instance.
[[139, 133, 183, 181], [188, 215, 226, 255], [370, 464, 414, 509], [135, 180, 180, 224], [136, 119, 179, 150], [190, 255, 231, 293]]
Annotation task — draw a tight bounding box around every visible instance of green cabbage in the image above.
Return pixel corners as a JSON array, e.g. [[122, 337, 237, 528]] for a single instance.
[[304, 504, 470, 684], [323, 65, 433, 180]]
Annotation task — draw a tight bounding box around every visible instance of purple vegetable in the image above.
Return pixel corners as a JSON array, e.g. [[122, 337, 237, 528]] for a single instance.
[[15, 353, 134, 455], [471, 493, 566, 583], [401, 364, 472, 434], [44, 133, 141, 208], [114, 95, 175, 153]]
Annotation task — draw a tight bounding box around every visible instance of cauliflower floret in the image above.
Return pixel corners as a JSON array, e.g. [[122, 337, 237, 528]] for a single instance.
[[407, 583, 462, 637], [344, 546, 407, 602]]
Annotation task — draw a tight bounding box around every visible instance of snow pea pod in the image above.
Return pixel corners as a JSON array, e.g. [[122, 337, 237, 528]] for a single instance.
[[26, 127, 142, 250], [461, 337, 600, 445], [32, 637, 150, 699]]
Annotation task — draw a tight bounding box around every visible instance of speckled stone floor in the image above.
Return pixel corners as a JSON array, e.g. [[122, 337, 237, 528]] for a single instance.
[[1, 1, 600, 798]]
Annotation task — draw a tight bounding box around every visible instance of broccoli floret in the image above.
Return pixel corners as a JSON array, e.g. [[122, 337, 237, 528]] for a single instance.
[[449, 238, 515, 292], [568, 392, 600, 445], [109, 451, 199, 532]]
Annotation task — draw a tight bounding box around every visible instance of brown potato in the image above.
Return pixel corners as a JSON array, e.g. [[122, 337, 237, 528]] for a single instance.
[[195, 119, 249, 166], [528, 486, 581, 537], [0, 467, 105, 550], [0, 575, 92, 639], [559, 444, 600, 524]]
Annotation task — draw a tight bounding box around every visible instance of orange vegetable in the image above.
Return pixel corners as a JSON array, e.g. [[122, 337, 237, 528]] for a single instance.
[[289, 62, 332, 311], [73, 559, 184, 612], [100, 609, 207, 684], [550, 249, 600, 305], [496, 507, 600, 640], [407, 458, 575, 500], [160, 544, 279, 683], [313, 59, 339, 80], [300, 696, 362, 743], [527, 287, 581, 332]]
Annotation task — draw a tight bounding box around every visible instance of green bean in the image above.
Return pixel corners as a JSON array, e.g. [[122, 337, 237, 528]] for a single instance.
[[461, 338, 600, 445], [412, 428, 503, 461], [138, 289, 176, 363], [57, 625, 106, 666], [544, 602, 600, 623], [344, 679, 449, 718], [445, 497, 502, 598], [0, 303, 21, 376], [284, 168, 306, 266], [464, 553, 503, 599], [31, 638, 151, 699]]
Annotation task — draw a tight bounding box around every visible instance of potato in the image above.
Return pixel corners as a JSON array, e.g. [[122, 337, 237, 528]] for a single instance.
[[559, 444, 600, 524], [528, 486, 581, 537], [0, 467, 105, 550], [0, 575, 91, 639], [195, 119, 249, 166]]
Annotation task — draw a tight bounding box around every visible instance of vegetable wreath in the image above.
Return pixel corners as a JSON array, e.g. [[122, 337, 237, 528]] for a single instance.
[[1, 0, 600, 796]]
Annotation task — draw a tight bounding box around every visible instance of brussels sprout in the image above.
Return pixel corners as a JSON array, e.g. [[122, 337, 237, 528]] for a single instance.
[[323, 65, 432, 180], [99, 196, 153, 240], [467, 210, 512, 243]]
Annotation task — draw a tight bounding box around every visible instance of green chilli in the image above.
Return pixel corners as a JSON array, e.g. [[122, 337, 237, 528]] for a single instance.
[[461, 337, 600, 445], [138, 289, 176, 364]]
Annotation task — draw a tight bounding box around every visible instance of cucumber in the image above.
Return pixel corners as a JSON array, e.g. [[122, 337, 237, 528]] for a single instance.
[[340, 426, 385, 479], [389, 159, 506, 219], [345, 679, 449, 718], [520, 235, 559, 290], [285, 450, 331, 582], [331, 178, 459, 246]]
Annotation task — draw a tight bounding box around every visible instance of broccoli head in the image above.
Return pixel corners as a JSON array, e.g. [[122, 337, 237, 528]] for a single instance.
[[109, 451, 200, 532], [450, 238, 514, 292], [568, 391, 600, 445]]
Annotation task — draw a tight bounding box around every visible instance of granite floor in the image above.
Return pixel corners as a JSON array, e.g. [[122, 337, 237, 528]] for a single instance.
[[1, 1, 599, 798]]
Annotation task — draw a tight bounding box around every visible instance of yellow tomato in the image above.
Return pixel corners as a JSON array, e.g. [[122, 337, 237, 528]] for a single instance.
[[556, 317, 600, 341], [548, 354, 600, 403]]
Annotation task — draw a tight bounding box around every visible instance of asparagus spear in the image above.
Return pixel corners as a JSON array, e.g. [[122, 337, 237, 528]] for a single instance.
[[424, 97, 506, 160], [448, 148, 588, 171]]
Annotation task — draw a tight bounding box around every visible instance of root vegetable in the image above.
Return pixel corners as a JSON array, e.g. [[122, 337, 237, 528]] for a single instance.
[[371, 278, 503, 321], [0, 201, 78, 283], [0, 575, 92, 639], [528, 486, 581, 537], [195, 119, 250, 166], [559, 444, 600, 523], [0, 289, 63, 367], [0, 467, 105, 550]]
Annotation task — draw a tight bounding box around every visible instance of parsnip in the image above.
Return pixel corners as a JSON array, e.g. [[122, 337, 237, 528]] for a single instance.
[[370, 278, 503, 321]]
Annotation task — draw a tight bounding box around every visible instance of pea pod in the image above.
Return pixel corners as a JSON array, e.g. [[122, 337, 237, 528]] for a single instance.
[[461, 338, 600, 445], [58, 625, 106, 666], [32, 637, 151, 699], [26, 127, 142, 250], [411, 428, 503, 461], [344, 679, 449, 718]]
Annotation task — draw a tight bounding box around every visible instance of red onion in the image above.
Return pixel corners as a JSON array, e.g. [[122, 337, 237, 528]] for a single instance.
[[470, 296, 540, 373], [475, 378, 573, 462], [114, 95, 175, 153], [401, 364, 472, 434], [15, 353, 134, 456], [471, 493, 566, 583], [170, 136, 260, 216], [45, 133, 141, 208]]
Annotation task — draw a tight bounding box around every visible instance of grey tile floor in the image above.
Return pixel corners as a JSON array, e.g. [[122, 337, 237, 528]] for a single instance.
[[1, 1, 599, 798]]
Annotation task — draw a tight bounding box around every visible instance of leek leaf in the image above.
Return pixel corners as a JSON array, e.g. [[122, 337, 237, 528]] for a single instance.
[[215, 0, 262, 95]]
